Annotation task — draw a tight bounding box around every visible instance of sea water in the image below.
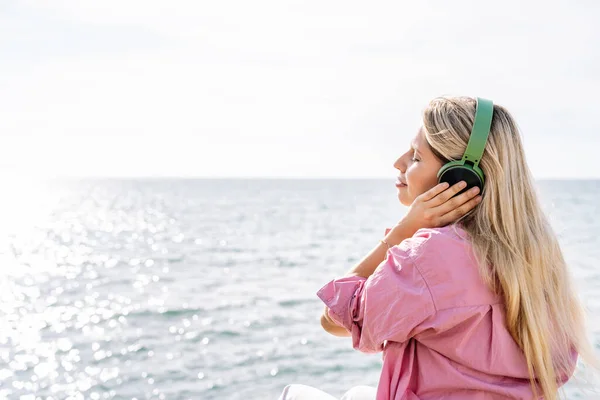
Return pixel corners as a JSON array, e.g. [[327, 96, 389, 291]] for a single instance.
[[0, 179, 598, 399]]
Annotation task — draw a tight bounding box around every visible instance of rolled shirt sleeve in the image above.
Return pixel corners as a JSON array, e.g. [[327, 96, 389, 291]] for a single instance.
[[317, 236, 436, 353]]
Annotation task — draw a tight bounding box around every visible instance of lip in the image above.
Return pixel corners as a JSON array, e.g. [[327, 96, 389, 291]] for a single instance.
[[395, 177, 407, 187]]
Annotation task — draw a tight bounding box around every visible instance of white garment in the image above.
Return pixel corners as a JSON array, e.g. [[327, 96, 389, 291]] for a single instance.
[[278, 384, 377, 400]]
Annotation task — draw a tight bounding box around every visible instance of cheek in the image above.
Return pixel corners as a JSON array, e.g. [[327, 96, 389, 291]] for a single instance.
[[406, 167, 424, 198], [407, 164, 441, 196]]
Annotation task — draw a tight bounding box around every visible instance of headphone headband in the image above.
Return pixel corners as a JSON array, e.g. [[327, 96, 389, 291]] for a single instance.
[[462, 97, 493, 168]]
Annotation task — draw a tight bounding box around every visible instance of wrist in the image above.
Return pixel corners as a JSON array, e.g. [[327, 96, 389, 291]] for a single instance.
[[385, 222, 417, 246]]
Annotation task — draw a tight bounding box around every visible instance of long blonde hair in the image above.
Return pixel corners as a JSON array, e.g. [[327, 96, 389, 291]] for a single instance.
[[422, 96, 597, 399]]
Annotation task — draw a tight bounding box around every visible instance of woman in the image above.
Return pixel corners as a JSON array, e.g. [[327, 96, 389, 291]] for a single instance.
[[279, 96, 596, 399]]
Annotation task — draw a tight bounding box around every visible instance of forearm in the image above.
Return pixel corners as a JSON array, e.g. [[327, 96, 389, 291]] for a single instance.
[[321, 307, 351, 337], [344, 223, 416, 279], [320, 223, 416, 335]]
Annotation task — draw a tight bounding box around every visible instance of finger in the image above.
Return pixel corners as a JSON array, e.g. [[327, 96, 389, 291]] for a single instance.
[[428, 180, 468, 206], [438, 194, 482, 226], [419, 182, 450, 202], [436, 185, 481, 214]]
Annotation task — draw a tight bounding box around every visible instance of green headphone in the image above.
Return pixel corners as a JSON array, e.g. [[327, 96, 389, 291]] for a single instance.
[[436, 97, 494, 193]]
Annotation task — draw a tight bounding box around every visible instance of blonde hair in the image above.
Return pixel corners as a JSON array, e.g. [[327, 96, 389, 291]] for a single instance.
[[422, 96, 597, 399]]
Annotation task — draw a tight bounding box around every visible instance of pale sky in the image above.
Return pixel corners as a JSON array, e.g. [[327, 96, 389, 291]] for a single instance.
[[1, 0, 599, 179]]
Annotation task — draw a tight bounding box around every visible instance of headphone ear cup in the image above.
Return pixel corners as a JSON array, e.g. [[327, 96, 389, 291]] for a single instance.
[[438, 165, 483, 196]]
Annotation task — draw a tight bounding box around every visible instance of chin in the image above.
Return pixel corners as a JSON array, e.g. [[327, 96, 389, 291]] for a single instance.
[[397, 192, 412, 207]]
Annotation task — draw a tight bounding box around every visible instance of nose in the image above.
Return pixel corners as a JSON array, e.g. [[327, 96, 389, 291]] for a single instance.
[[393, 154, 407, 172]]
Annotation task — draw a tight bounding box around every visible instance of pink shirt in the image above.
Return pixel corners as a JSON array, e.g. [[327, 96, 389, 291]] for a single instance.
[[316, 226, 576, 400]]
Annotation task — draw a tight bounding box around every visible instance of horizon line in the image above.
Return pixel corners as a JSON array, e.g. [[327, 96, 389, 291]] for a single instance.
[[20, 176, 600, 181]]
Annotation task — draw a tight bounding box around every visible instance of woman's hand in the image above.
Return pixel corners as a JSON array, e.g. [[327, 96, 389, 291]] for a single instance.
[[399, 181, 482, 234]]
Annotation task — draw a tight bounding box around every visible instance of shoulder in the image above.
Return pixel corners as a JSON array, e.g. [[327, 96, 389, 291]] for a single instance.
[[388, 225, 473, 281], [390, 225, 470, 261], [390, 225, 501, 310]]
